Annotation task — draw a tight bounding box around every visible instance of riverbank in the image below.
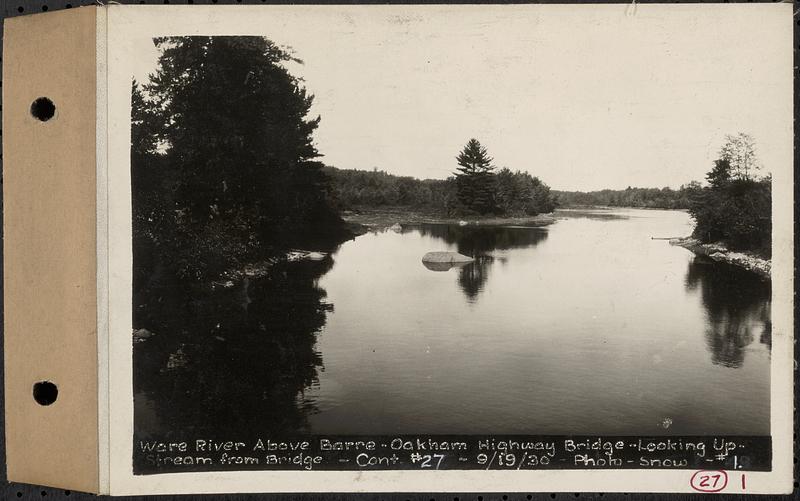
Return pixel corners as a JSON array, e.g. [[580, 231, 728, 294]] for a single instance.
[[211, 222, 367, 288], [669, 237, 770, 279], [558, 204, 688, 211], [340, 207, 557, 230]]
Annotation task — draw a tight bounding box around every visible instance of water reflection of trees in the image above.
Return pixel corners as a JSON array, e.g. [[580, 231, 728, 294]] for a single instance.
[[133, 254, 336, 466], [411, 224, 548, 302], [684, 257, 771, 368], [457, 256, 494, 302]]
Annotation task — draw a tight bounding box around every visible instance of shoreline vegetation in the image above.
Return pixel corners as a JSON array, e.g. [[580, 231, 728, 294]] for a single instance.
[[680, 133, 771, 277], [131, 37, 772, 288], [325, 165, 700, 219]]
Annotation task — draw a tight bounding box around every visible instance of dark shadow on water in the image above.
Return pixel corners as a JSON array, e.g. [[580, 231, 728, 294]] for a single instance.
[[409, 224, 548, 302], [457, 255, 494, 302], [133, 253, 337, 466], [409, 223, 549, 256], [684, 256, 771, 368]]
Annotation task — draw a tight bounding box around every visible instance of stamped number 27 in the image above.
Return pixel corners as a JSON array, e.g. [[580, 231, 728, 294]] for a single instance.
[[420, 454, 446, 469], [690, 470, 729, 493]]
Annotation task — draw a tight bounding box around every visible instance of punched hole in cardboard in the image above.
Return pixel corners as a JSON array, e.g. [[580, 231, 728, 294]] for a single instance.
[[33, 381, 58, 406], [30, 97, 56, 121]]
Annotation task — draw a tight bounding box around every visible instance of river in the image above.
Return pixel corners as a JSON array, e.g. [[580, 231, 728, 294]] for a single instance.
[[134, 208, 771, 442], [302, 208, 770, 435]]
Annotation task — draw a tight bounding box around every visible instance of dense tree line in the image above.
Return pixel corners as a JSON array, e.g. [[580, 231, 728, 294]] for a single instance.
[[326, 164, 696, 214], [453, 139, 557, 216], [495, 168, 558, 216], [132, 36, 349, 282], [325, 166, 558, 217], [326, 139, 557, 217], [688, 133, 771, 256], [323, 167, 458, 213], [554, 184, 700, 210]]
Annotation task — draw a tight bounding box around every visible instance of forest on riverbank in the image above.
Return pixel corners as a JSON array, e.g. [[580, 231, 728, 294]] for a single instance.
[[326, 138, 559, 218], [327, 166, 702, 213], [554, 185, 699, 209], [327, 133, 772, 258], [686, 133, 771, 257], [131, 39, 566, 282], [131, 36, 772, 285], [325, 137, 702, 214], [132, 37, 355, 282]]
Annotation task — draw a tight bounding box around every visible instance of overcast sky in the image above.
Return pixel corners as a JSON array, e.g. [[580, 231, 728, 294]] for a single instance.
[[129, 4, 792, 191]]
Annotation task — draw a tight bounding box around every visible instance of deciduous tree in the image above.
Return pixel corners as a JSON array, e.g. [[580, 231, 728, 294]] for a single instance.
[[719, 133, 759, 181]]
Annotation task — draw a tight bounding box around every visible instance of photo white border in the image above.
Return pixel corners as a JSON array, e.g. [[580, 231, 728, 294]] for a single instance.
[[105, 4, 794, 495]]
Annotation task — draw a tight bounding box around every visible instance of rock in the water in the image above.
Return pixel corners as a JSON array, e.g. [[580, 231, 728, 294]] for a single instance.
[[422, 251, 474, 264], [423, 260, 471, 272], [287, 250, 327, 262], [286, 251, 305, 262], [133, 328, 155, 343], [389, 223, 403, 232]]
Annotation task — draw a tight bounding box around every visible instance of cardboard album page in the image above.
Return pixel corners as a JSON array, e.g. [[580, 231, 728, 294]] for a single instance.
[[3, 6, 100, 494], [6, 3, 795, 495]]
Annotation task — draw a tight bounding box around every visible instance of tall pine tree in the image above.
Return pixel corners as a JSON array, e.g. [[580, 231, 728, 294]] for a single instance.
[[454, 138, 496, 214]]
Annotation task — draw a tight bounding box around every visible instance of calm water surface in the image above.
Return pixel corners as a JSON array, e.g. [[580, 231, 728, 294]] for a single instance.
[[134, 208, 770, 440], [302, 208, 770, 435]]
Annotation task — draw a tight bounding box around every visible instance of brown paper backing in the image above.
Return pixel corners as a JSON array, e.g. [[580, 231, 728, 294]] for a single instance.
[[3, 6, 99, 493]]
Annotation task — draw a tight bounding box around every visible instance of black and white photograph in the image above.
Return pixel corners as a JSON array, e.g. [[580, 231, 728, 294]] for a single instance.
[[113, 3, 792, 489]]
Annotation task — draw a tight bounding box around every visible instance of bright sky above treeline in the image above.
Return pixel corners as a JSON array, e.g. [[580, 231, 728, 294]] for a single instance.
[[130, 4, 792, 191]]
